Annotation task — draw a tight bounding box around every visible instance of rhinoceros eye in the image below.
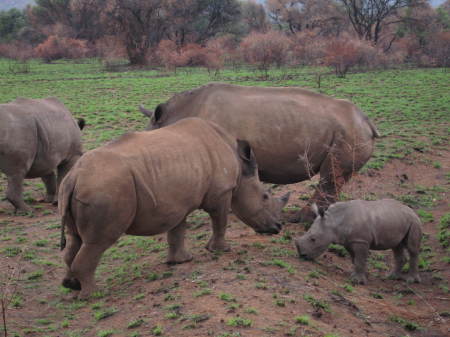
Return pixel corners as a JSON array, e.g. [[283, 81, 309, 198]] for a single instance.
[[263, 193, 269, 200], [310, 237, 316, 243]]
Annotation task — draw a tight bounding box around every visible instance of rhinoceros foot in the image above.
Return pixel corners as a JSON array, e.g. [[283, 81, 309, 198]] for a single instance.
[[206, 239, 231, 252], [14, 205, 33, 215], [404, 273, 421, 284], [42, 194, 56, 204], [62, 277, 81, 290], [166, 251, 193, 265], [350, 272, 367, 285]]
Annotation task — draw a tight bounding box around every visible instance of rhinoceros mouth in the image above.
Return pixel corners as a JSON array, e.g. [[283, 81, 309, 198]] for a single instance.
[[255, 222, 282, 235]]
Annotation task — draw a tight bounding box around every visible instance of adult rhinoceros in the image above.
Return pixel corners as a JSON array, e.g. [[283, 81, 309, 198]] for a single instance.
[[0, 97, 84, 213], [139, 83, 380, 223], [59, 118, 289, 298]]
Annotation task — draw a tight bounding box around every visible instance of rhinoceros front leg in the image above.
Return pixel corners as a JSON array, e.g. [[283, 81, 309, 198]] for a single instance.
[[205, 197, 231, 252], [349, 242, 369, 285], [166, 220, 193, 264], [6, 172, 31, 213], [41, 172, 57, 203]]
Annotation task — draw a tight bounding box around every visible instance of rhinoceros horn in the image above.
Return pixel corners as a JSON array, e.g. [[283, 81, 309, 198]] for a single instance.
[[139, 104, 154, 118]]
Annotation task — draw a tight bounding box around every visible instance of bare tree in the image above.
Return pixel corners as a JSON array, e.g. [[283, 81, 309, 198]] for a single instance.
[[267, 0, 346, 36], [102, 0, 166, 65], [338, 0, 422, 44]]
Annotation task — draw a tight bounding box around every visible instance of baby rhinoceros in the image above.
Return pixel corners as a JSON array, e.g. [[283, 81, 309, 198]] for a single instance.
[[0, 97, 84, 213], [59, 117, 289, 299], [295, 199, 422, 284]]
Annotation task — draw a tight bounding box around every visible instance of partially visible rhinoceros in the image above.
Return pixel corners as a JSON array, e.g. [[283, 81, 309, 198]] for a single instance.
[[59, 117, 290, 298], [0, 97, 84, 213], [295, 199, 422, 284], [140, 83, 380, 223]]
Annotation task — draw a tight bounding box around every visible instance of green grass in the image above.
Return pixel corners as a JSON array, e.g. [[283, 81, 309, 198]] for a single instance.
[[0, 59, 448, 337], [0, 59, 448, 171], [438, 213, 450, 248]]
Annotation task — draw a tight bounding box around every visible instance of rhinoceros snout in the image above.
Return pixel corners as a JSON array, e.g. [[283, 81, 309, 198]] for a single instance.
[[256, 222, 282, 235]]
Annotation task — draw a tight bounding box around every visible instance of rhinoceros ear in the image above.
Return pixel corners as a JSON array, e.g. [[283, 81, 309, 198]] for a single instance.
[[139, 104, 154, 118], [311, 203, 321, 218], [237, 139, 257, 176]]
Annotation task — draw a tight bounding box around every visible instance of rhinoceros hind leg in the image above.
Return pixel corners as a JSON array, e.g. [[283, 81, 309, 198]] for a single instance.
[[62, 234, 82, 290], [41, 172, 57, 203], [70, 241, 113, 299], [404, 222, 422, 283], [166, 220, 193, 264], [388, 245, 407, 280], [6, 173, 31, 213]]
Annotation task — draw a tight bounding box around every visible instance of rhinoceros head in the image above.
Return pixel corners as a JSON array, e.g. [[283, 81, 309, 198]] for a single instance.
[[231, 140, 290, 235], [295, 204, 336, 260]]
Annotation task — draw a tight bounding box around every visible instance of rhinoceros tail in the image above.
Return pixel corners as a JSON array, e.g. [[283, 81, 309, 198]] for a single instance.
[[367, 118, 380, 138], [59, 171, 77, 251], [358, 108, 380, 138], [77, 118, 86, 130]]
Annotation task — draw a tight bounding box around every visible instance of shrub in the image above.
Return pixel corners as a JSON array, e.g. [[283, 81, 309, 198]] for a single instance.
[[426, 31, 450, 67], [0, 41, 34, 61], [239, 30, 292, 75], [155, 40, 224, 74], [34, 35, 90, 62], [290, 30, 327, 66], [95, 35, 127, 67], [324, 34, 378, 77]]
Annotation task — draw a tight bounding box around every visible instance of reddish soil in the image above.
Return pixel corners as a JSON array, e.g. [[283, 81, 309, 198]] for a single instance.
[[1, 150, 449, 337]]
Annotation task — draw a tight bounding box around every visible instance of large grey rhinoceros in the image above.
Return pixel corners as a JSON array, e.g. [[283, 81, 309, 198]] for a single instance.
[[59, 117, 290, 298], [0, 97, 84, 213], [139, 83, 380, 223], [295, 199, 422, 284]]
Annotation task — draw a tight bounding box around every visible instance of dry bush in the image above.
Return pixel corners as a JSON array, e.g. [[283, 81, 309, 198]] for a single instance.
[[324, 35, 382, 77], [0, 42, 34, 73], [290, 30, 328, 66], [95, 35, 128, 70], [393, 36, 425, 65], [239, 30, 292, 74], [155, 40, 224, 74], [0, 42, 34, 61], [155, 39, 188, 71], [426, 31, 450, 67], [34, 35, 90, 63]]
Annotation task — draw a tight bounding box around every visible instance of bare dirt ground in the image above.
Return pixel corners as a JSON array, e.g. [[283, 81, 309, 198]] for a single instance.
[[1, 150, 449, 337]]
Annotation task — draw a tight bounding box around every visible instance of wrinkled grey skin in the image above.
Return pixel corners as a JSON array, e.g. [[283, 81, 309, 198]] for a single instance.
[[139, 83, 380, 223], [295, 199, 422, 284], [0, 97, 84, 213], [59, 118, 289, 299]]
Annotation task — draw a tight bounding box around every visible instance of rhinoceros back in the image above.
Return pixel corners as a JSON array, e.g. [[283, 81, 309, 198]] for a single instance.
[[0, 97, 82, 178]]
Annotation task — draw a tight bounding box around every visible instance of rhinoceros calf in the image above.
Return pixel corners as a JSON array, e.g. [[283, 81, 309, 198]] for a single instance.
[[139, 83, 380, 223], [59, 117, 289, 298], [0, 97, 84, 213], [295, 199, 422, 284]]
